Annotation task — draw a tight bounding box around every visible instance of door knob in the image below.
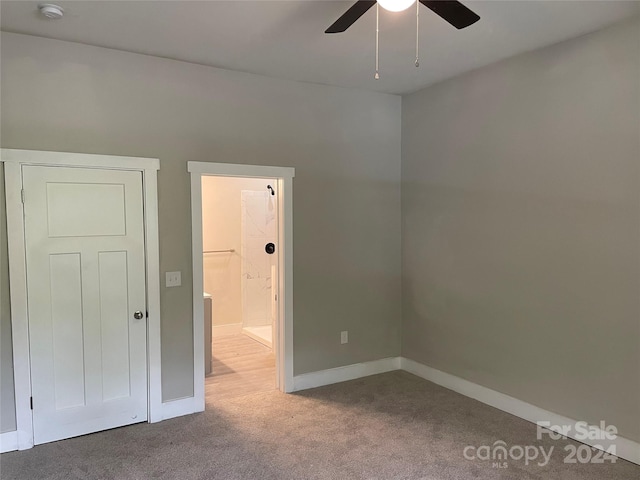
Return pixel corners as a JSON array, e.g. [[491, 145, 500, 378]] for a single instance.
[[133, 311, 144, 320], [265, 243, 276, 254]]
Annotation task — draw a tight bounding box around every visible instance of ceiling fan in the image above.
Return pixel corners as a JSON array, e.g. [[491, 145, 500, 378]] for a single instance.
[[325, 0, 480, 34]]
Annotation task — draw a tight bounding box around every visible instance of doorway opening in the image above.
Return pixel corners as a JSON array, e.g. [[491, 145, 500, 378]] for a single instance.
[[203, 176, 278, 401], [188, 162, 294, 410]]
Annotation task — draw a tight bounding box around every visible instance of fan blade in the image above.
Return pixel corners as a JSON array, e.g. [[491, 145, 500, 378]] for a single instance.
[[419, 1, 480, 29], [325, 1, 376, 34]]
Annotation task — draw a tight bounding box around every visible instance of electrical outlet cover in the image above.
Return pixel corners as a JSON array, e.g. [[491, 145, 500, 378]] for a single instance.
[[166, 271, 181, 287]]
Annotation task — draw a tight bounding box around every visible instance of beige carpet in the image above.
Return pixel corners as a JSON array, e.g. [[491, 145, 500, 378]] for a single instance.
[[1, 371, 638, 479]]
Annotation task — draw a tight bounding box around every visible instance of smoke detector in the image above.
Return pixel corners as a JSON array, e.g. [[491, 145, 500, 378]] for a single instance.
[[38, 4, 64, 20]]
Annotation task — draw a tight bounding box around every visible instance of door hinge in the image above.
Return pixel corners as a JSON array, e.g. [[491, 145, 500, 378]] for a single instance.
[[30, 397, 33, 410], [21, 189, 25, 204]]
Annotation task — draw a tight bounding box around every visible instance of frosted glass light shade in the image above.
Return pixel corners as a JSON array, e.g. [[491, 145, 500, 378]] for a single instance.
[[378, 0, 416, 12]]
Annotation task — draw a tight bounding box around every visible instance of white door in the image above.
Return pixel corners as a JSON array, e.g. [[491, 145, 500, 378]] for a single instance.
[[23, 166, 148, 445]]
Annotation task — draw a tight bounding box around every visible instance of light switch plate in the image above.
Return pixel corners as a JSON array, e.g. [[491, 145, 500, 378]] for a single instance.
[[166, 271, 181, 288], [341, 331, 348, 344]]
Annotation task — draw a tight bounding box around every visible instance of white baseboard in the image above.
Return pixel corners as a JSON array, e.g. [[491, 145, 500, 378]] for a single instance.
[[293, 356, 401, 392], [400, 357, 640, 466], [0, 430, 18, 453], [161, 396, 203, 421], [212, 323, 243, 337]]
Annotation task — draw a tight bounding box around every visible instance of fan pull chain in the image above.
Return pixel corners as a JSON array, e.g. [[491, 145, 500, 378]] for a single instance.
[[415, 0, 420, 67], [375, 2, 380, 80]]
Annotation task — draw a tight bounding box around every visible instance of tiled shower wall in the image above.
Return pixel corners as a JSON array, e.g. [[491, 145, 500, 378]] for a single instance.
[[241, 190, 277, 328]]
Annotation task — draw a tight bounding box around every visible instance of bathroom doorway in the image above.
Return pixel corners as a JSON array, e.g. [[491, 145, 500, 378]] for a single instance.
[[203, 177, 277, 400], [188, 162, 294, 409]]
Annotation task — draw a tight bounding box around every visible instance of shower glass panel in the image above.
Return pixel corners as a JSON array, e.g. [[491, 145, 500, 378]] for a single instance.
[[241, 190, 276, 348]]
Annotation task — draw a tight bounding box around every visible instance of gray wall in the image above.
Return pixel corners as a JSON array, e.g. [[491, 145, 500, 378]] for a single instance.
[[0, 32, 402, 424], [402, 18, 640, 442]]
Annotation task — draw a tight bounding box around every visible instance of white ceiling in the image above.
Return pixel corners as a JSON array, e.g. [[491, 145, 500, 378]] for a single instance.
[[1, 1, 638, 95]]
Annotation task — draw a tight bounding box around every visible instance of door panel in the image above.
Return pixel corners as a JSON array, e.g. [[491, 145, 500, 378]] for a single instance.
[[49, 253, 85, 410], [45, 182, 127, 237], [23, 166, 148, 445], [99, 251, 132, 402]]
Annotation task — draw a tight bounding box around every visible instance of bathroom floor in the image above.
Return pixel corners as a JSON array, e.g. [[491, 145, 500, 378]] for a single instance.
[[205, 334, 276, 402]]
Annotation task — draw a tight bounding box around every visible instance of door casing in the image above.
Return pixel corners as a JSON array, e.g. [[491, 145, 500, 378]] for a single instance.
[[188, 161, 295, 408], [1, 149, 162, 450]]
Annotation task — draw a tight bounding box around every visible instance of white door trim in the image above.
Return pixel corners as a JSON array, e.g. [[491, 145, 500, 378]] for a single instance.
[[188, 161, 295, 412], [1, 149, 162, 450]]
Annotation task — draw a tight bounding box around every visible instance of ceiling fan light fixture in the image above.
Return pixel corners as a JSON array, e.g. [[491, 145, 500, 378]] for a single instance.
[[377, 0, 416, 13]]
